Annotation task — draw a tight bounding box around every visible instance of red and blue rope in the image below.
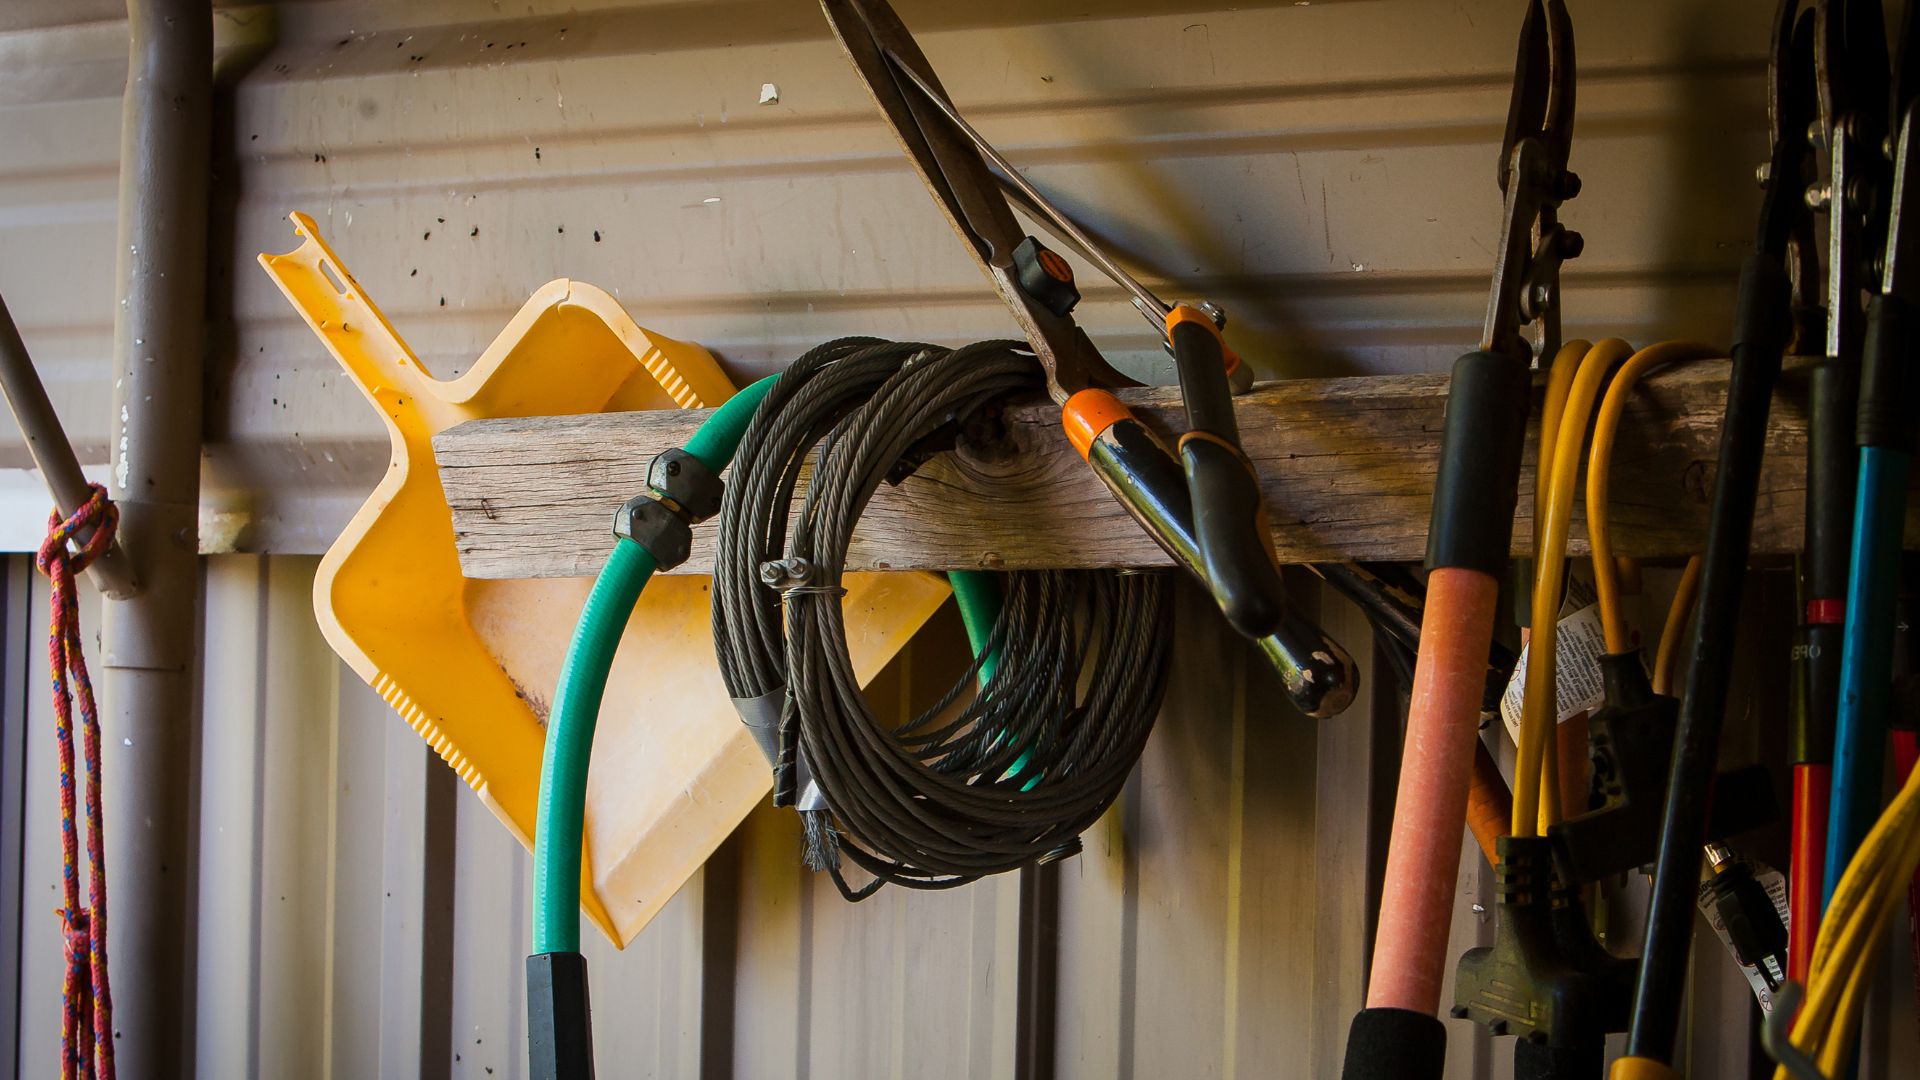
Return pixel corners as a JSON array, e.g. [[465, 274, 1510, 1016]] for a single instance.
[[35, 483, 116, 1080]]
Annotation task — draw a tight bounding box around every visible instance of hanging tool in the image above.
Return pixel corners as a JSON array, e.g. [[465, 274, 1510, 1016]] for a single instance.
[[1345, 5, 1577, 1077], [263, 215, 953, 949], [1613, 2, 1817, 1075], [819, 0, 1359, 718], [1826, 4, 1919, 915], [1808, 0, 1896, 920]]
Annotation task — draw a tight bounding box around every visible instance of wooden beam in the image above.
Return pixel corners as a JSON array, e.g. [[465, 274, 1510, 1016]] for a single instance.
[[434, 359, 1919, 579]]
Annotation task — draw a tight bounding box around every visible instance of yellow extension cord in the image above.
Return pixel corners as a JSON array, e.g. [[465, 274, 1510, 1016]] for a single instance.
[[1514, 338, 1613, 836], [1554, 339, 1917, 1080], [1775, 761, 1920, 1078], [1514, 339, 1718, 837]]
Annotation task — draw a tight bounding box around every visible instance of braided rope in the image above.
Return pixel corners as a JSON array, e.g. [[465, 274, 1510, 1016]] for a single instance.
[[35, 483, 116, 1080]]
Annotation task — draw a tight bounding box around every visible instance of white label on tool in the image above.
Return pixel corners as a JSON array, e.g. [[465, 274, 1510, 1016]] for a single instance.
[[1500, 597, 1608, 743], [1697, 863, 1791, 1012]]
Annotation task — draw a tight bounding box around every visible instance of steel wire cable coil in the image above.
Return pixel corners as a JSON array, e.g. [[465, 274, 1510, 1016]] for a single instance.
[[712, 337, 1171, 899]]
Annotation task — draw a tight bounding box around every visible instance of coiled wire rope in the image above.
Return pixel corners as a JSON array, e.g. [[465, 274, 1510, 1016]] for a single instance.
[[712, 337, 1171, 900]]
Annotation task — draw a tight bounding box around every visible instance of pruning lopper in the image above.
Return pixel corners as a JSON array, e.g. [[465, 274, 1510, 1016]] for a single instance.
[[820, 0, 1357, 717], [1619, 1, 1822, 1072], [1346, 4, 1580, 1078]]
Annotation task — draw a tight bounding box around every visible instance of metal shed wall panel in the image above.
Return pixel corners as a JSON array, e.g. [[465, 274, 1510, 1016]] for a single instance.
[[0, 2, 1914, 1079], [2, 0, 1767, 552], [9, 559, 1912, 1077]]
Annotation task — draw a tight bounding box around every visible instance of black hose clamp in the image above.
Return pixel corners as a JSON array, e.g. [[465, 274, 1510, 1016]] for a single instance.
[[612, 448, 726, 571], [646, 448, 724, 522], [613, 496, 692, 570]]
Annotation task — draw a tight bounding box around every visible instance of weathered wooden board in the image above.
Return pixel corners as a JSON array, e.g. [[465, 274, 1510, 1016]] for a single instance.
[[434, 359, 1919, 579]]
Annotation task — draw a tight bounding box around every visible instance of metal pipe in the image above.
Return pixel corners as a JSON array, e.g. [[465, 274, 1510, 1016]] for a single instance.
[[0, 292, 139, 598], [102, 1, 211, 1074]]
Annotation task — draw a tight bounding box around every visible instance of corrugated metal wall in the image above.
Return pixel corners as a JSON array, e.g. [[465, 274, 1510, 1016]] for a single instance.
[[13, 560, 1916, 1077], [0, 1, 1916, 1077]]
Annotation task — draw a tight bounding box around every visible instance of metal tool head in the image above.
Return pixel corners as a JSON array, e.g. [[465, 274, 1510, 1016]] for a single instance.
[[1813, 0, 1894, 359], [1768, 2, 1826, 346], [1815, 0, 1890, 141], [1498, 0, 1576, 195], [1881, 1, 1920, 298], [1882, 100, 1920, 298], [820, 0, 1134, 400], [1480, 0, 1579, 363]]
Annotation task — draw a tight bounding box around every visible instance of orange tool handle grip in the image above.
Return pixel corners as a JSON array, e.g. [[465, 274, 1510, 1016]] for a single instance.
[[1367, 567, 1502, 1015]]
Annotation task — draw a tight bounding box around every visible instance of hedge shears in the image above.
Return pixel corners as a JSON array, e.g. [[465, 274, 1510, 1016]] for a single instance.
[[820, 0, 1357, 716]]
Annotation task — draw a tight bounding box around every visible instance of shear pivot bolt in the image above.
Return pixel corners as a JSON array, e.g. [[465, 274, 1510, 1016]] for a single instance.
[[1012, 236, 1081, 317]]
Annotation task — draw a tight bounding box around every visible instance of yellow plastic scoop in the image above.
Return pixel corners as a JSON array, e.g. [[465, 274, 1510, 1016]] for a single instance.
[[260, 212, 949, 944]]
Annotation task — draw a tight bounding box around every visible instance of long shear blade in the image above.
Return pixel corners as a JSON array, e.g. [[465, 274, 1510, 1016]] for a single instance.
[[820, 0, 1128, 394], [1498, 0, 1575, 190]]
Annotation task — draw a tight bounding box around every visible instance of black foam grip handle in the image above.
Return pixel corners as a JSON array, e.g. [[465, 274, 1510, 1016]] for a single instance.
[[1182, 436, 1286, 637], [1342, 1007, 1447, 1080], [1426, 350, 1533, 574], [527, 952, 596, 1080], [1860, 292, 1915, 448]]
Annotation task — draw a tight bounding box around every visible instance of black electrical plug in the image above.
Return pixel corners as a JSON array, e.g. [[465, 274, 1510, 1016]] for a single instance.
[[1553, 654, 1776, 885], [1701, 846, 1788, 991], [528, 951, 596, 1080], [1452, 836, 1634, 1078]]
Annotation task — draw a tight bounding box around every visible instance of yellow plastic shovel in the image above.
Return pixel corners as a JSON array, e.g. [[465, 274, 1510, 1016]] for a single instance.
[[260, 212, 949, 944]]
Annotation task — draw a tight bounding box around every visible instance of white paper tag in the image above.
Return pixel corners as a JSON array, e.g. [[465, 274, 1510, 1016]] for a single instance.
[[1500, 572, 1608, 743], [1697, 862, 1791, 1012]]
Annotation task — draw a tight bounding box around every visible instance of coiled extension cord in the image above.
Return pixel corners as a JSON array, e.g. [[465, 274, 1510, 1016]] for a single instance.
[[712, 337, 1171, 899]]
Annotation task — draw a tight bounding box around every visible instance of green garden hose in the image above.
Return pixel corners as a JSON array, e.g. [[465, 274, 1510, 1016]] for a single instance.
[[532, 373, 776, 955]]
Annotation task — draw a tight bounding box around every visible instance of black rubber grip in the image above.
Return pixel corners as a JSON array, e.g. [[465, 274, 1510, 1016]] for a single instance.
[[1426, 349, 1533, 574], [1169, 316, 1241, 438], [1860, 292, 1915, 448], [527, 951, 596, 1080], [1342, 1007, 1448, 1080], [1169, 315, 1288, 637], [1182, 435, 1286, 637]]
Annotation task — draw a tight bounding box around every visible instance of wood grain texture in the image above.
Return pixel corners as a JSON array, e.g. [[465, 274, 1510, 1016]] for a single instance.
[[435, 359, 1920, 578]]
